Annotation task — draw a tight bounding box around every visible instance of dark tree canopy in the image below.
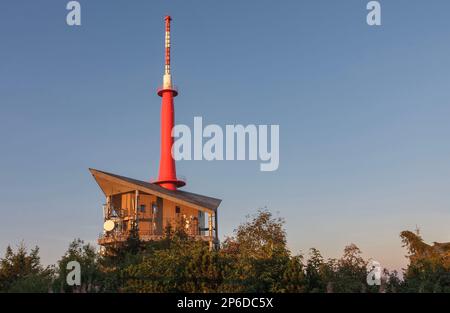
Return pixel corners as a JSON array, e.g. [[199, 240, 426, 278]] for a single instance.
[[0, 212, 448, 293]]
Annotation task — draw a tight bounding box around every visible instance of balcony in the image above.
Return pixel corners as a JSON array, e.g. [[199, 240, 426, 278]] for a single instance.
[[98, 217, 213, 246], [157, 85, 178, 97]]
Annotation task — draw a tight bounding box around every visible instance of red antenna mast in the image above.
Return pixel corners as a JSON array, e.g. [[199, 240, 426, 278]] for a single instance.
[[154, 16, 185, 190]]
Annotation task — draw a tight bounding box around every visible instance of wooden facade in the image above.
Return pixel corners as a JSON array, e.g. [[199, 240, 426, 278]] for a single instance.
[[90, 169, 221, 250]]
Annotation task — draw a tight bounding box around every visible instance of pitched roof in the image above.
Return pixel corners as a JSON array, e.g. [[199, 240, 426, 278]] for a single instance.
[[89, 168, 221, 213]]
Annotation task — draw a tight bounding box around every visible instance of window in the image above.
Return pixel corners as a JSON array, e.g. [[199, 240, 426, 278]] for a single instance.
[[175, 206, 180, 214], [139, 204, 146, 213]]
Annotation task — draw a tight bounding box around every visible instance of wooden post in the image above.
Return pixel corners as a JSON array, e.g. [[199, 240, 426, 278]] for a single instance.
[[214, 210, 219, 249], [106, 196, 111, 219], [208, 213, 213, 251], [134, 190, 139, 228]]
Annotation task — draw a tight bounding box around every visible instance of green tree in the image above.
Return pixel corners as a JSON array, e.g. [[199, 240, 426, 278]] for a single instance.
[[121, 231, 222, 292], [277, 254, 307, 292], [382, 269, 402, 293], [332, 244, 368, 293], [220, 209, 292, 292], [53, 239, 100, 293], [401, 230, 450, 292], [305, 248, 331, 293], [0, 243, 53, 292]]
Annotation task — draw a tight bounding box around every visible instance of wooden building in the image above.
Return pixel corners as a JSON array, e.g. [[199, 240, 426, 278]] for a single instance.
[[90, 17, 221, 251], [90, 168, 221, 250]]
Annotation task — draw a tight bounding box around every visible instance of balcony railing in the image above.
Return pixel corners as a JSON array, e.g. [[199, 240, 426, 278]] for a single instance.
[[98, 216, 210, 245]]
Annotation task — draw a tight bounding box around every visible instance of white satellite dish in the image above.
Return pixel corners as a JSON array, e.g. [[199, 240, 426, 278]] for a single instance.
[[103, 220, 115, 232]]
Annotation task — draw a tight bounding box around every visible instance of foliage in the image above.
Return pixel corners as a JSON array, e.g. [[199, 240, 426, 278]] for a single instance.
[[1, 211, 448, 293], [305, 248, 327, 292], [52, 239, 100, 293], [0, 242, 54, 292], [333, 244, 368, 292], [121, 234, 223, 292], [219, 209, 292, 292], [400, 230, 450, 292]]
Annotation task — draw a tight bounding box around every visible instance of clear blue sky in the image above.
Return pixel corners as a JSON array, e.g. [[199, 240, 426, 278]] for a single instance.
[[1, 0, 449, 271]]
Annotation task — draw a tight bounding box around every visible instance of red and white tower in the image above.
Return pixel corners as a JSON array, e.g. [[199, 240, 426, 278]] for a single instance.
[[154, 16, 185, 190]]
